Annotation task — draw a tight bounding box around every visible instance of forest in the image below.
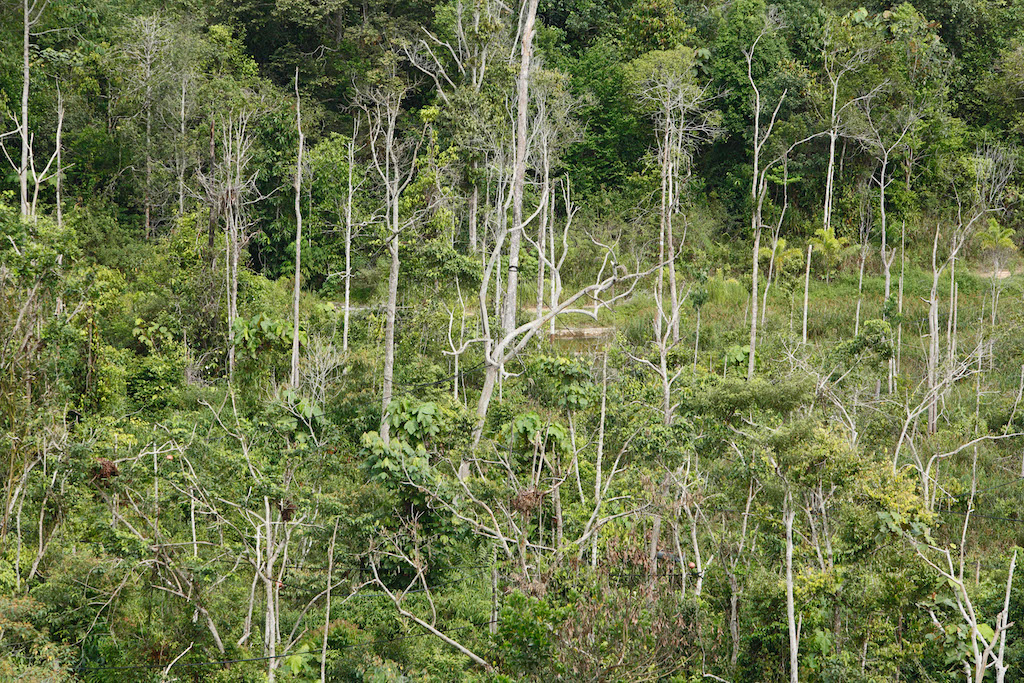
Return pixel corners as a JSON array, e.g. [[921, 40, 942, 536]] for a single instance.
[[2, 0, 1024, 679]]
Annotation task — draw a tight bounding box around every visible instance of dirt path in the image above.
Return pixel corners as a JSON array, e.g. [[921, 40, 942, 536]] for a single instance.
[[548, 327, 615, 341], [977, 269, 1013, 280], [334, 301, 618, 344]]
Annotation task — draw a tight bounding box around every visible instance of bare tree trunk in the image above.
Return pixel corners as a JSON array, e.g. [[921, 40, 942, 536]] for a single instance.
[[657, 163, 668, 344], [946, 258, 956, 369], [264, 514, 281, 682], [469, 162, 478, 253], [928, 226, 940, 434], [686, 504, 704, 596], [666, 155, 680, 342], [592, 352, 608, 567], [55, 85, 63, 228], [729, 574, 741, 667], [342, 132, 356, 353], [474, 361, 498, 443], [693, 307, 701, 372], [648, 514, 662, 579], [748, 218, 760, 380], [381, 206, 400, 442], [995, 549, 1017, 683], [144, 75, 153, 236], [207, 121, 217, 255], [178, 78, 187, 216], [536, 162, 549, 321], [321, 520, 338, 683], [12, 0, 59, 222], [802, 245, 812, 345], [990, 266, 1000, 369], [239, 569, 258, 646], [197, 109, 261, 381], [823, 128, 838, 234], [358, 74, 417, 445], [19, 0, 31, 218], [878, 156, 889, 291], [290, 72, 304, 388], [226, 209, 238, 379], [549, 188, 558, 334], [744, 18, 786, 379], [501, 0, 540, 336], [761, 235, 777, 326], [785, 495, 799, 683], [855, 245, 866, 336], [490, 553, 499, 634], [895, 223, 905, 383]]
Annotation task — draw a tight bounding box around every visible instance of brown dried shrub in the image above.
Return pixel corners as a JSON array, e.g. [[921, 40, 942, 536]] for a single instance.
[[510, 487, 544, 515], [93, 458, 119, 484], [279, 499, 298, 522]]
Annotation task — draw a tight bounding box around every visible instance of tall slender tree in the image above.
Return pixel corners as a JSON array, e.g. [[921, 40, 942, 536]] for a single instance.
[[501, 0, 541, 337], [356, 56, 421, 444], [290, 70, 304, 388]]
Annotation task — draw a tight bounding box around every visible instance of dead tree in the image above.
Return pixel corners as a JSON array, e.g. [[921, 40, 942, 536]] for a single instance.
[[501, 0, 542, 338], [472, 229, 652, 446], [853, 86, 918, 302], [6, 0, 48, 218], [818, 18, 875, 237], [120, 15, 173, 235], [631, 48, 722, 342], [403, 0, 510, 254], [196, 99, 264, 380], [744, 9, 787, 380], [367, 521, 494, 671], [906, 478, 1019, 682], [355, 58, 422, 444], [924, 147, 1014, 433], [623, 262, 688, 426], [2, 0, 62, 224], [290, 71, 304, 387], [854, 185, 871, 336]]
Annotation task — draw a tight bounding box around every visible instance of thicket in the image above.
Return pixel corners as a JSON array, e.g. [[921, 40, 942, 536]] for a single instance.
[[2, 0, 1024, 680]]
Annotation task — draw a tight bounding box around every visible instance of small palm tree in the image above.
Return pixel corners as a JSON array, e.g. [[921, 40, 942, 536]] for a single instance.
[[810, 227, 853, 283], [978, 217, 1017, 275], [777, 239, 806, 280], [758, 237, 804, 295], [977, 218, 1017, 367]]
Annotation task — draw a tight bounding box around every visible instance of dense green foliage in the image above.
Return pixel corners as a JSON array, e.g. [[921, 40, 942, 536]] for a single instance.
[[2, 0, 1024, 680]]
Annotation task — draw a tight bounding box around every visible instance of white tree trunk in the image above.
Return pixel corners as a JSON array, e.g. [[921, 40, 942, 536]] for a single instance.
[[879, 156, 889, 291], [895, 223, 905, 387], [55, 86, 63, 228], [469, 162, 478, 253], [20, 0, 31, 218], [536, 162, 549, 321], [290, 72, 304, 388], [343, 133, 355, 353], [823, 129, 837, 234], [381, 204, 400, 443], [927, 227, 941, 434], [693, 308, 701, 371], [666, 155, 680, 342], [748, 219, 760, 380], [802, 245, 812, 345], [501, 0, 540, 335], [321, 520, 339, 683], [178, 78, 187, 216], [785, 497, 799, 683], [855, 246, 866, 336]]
